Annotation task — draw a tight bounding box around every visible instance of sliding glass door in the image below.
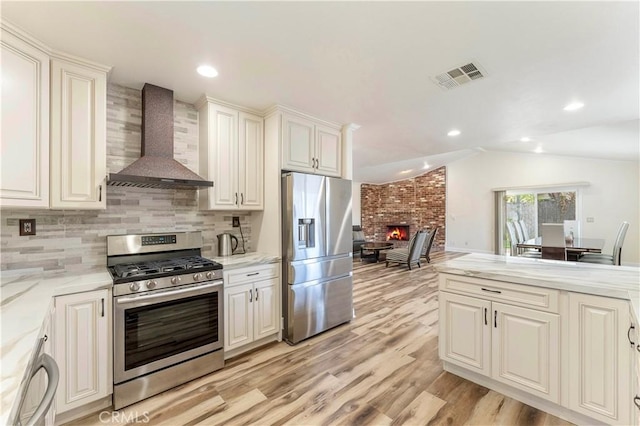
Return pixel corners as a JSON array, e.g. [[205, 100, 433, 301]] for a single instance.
[[501, 187, 580, 255]]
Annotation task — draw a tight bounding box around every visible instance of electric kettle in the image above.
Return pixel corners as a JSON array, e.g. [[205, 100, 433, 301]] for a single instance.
[[217, 233, 238, 256]]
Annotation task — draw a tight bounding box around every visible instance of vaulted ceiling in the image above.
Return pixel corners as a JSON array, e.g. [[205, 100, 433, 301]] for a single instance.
[[3, 1, 638, 183]]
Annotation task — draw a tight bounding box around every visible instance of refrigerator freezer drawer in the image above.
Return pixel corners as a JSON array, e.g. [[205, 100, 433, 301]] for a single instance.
[[287, 255, 352, 285], [286, 275, 353, 344]]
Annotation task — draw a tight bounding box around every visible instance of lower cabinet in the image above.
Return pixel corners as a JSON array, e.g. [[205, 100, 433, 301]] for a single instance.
[[224, 264, 280, 353], [439, 273, 636, 425], [439, 291, 559, 402], [54, 289, 111, 414]]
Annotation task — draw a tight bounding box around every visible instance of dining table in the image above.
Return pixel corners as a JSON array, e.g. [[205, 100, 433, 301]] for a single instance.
[[517, 237, 605, 261]]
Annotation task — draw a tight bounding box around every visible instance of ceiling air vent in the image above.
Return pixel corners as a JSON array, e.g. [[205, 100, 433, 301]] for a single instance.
[[432, 61, 487, 90]]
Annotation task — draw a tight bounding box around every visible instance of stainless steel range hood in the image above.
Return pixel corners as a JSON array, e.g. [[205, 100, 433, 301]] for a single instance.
[[108, 83, 213, 190]]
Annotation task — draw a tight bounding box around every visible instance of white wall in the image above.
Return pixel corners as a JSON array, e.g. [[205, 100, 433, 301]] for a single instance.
[[446, 151, 639, 265], [352, 181, 361, 225]]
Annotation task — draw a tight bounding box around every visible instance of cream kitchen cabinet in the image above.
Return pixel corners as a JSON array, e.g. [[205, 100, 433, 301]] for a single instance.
[[224, 264, 279, 354], [54, 289, 111, 414], [0, 21, 110, 210], [568, 293, 633, 425], [50, 55, 109, 209], [439, 285, 560, 403], [281, 112, 342, 177], [0, 21, 50, 208], [197, 99, 264, 210]]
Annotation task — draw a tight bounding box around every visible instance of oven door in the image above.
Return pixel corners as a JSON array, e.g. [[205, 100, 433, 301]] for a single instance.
[[114, 281, 223, 384]]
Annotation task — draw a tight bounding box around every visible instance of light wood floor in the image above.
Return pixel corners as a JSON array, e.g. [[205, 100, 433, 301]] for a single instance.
[[69, 252, 572, 426]]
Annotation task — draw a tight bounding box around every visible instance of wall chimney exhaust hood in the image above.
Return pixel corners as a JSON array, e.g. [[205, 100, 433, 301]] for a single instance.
[[108, 83, 213, 190]]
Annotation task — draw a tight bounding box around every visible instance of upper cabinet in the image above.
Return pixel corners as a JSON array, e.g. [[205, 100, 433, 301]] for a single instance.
[[50, 54, 109, 209], [0, 21, 110, 210], [197, 98, 264, 211], [281, 112, 342, 177], [0, 22, 50, 208]]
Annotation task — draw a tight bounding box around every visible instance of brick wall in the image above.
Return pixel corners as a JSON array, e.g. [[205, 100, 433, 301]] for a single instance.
[[360, 167, 446, 251]]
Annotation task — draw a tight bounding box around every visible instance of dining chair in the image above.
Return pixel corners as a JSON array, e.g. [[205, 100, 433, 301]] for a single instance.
[[514, 221, 525, 244], [506, 221, 540, 258], [386, 230, 428, 269], [578, 221, 629, 266], [518, 220, 531, 241], [506, 222, 519, 256], [541, 223, 566, 260]]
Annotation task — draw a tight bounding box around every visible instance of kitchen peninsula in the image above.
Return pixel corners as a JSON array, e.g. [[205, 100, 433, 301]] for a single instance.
[[434, 253, 640, 425]]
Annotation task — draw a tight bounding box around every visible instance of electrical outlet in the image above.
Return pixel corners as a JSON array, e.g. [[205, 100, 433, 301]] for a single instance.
[[586, 217, 594, 223], [232, 216, 240, 227], [19, 219, 36, 236]]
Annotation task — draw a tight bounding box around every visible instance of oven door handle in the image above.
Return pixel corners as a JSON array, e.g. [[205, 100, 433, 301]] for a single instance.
[[116, 281, 223, 304]]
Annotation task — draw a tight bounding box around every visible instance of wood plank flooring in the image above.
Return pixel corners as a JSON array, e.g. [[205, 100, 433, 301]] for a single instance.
[[68, 252, 573, 426]]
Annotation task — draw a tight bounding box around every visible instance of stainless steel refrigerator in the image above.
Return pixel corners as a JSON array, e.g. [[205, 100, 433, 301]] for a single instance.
[[282, 172, 353, 344]]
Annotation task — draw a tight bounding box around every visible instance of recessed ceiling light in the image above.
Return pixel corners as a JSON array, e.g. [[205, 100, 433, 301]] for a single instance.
[[534, 146, 544, 154], [563, 102, 584, 111], [447, 129, 461, 137], [422, 162, 430, 170], [400, 169, 413, 174], [520, 137, 531, 142], [197, 65, 218, 78]]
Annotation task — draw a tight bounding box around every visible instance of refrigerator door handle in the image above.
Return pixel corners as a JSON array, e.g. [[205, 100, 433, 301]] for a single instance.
[[298, 224, 306, 243]]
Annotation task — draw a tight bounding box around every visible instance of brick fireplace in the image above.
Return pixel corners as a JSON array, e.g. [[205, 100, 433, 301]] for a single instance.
[[360, 167, 446, 251]]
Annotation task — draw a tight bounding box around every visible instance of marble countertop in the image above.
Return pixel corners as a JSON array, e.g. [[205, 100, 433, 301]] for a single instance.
[[0, 268, 112, 425], [212, 252, 280, 270], [434, 253, 640, 323]]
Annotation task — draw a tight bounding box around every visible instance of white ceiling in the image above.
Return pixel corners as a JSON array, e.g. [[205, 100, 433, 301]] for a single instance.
[[3, 1, 639, 184]]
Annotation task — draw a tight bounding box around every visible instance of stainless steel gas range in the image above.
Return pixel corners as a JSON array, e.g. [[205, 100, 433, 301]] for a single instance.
[[107, 231, 224, 409]]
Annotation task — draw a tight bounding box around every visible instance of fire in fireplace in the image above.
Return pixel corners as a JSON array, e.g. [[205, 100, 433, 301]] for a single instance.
[[386, 225, 410, 241]]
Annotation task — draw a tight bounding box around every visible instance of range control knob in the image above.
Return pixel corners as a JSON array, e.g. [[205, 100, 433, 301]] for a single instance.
[[129, 282, 140, 292], [146, 280, 157, 289], [171, 276, 181, 285], [193, 273, 203, 281], [206, 271, 214, 280]]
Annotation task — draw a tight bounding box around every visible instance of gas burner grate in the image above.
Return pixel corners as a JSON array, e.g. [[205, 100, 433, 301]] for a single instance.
[[110, 256, 221, 280]]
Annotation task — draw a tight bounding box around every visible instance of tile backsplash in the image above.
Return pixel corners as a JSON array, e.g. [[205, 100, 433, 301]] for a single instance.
[[0, 84, 251, 273]]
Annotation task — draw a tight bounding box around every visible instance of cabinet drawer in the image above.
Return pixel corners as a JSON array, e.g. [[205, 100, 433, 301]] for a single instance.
[[226, 264, 279, 286], [439, 274, 559, 313]]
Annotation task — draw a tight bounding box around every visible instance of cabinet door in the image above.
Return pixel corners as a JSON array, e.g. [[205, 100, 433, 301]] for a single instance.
[[569, 293, 631, 425], [315, 125, 342, 177], [254, 278, 279, 340], [492, 302, 559, 403], [282, 114, 315, 173], [55, 289, 110, 413], [439, 292, 491, 375], [0, 27, 50, 208], [206, 104, 238, 209], [238, 112, 263, 210], [225, 283, 254, 350], [50, 58, 107, 209]]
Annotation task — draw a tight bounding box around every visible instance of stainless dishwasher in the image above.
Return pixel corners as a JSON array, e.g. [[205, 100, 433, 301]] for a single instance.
[[13, 335, 59, 426]]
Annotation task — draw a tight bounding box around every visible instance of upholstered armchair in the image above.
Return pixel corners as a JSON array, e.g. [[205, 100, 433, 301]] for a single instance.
[[353, 225, 366, 254], [385, 230, 428, 269]]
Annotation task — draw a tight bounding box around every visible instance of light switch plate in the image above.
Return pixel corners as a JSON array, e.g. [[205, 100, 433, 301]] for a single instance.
[[19, 219, 36, 236]]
